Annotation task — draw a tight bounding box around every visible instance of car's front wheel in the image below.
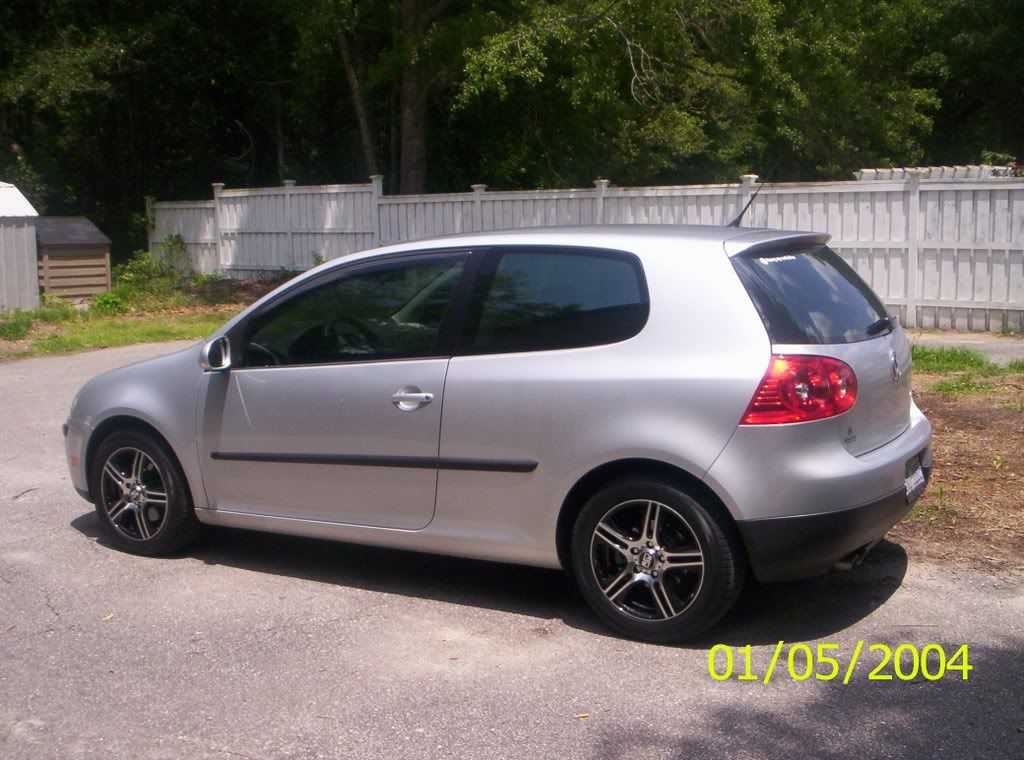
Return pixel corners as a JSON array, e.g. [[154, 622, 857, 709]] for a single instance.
[[571, 478, 745, 643], [90, 430, 201, 555]]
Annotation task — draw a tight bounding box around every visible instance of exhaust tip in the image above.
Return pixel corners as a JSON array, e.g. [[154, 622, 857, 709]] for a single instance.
[[833, 539, 882, 573]]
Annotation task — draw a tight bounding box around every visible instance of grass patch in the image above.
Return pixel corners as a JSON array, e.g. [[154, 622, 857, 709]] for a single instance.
[[928, 374, 995, 396], [1003, 401, 1024, 413], [911, 345, 1001, 374], [0, 310, 237, 360], [0, 311, 34, 339], [1007, 358, 1024, 373]]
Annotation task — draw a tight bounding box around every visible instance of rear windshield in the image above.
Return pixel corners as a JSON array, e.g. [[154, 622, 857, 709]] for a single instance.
[[732, 245, 890, 344]]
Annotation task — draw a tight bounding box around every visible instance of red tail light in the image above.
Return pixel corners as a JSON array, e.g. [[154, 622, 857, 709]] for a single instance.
[[741, 354, 857, 425]]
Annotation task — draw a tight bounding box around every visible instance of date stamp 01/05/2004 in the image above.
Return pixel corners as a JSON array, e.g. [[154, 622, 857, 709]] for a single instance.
[[707, 642, 973, 684]]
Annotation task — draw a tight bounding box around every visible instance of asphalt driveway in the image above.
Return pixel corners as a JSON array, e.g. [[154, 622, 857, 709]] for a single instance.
[[1, 342, 1022, 759]]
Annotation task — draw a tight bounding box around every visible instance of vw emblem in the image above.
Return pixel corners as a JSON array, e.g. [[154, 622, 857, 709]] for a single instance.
[[890, 351, 903, 384], [638, 552, 655, 571]]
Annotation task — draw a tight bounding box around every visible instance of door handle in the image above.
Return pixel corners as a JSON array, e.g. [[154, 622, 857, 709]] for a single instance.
[[392, 387, 434, 411]]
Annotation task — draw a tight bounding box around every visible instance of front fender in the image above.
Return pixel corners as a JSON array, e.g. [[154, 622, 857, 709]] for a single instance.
[[68, 343, 208, 508]]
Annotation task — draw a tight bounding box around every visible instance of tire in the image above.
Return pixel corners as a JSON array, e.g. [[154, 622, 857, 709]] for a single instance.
[[570, 478, 745, 643], [90, 429, 201, 556]]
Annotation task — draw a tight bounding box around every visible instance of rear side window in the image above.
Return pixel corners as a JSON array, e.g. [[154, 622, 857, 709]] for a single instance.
[[459, 247, 648, 354], [732, 245, 890, 344]]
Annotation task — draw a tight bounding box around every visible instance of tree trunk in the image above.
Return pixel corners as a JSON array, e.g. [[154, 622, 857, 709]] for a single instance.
[[336, 29, 379, 177], [398, 62, 429, 193], [398, 0, 430, 194]]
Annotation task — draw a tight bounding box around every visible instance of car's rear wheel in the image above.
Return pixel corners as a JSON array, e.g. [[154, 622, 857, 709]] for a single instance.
[[571, 478, 745, 643], [90, 430, 200, 555]]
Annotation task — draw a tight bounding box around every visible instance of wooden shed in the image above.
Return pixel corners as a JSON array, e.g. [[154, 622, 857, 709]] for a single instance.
[[31, 217, 112, 299]]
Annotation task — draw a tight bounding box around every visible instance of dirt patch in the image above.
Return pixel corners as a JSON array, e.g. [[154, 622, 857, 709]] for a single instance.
[[890, 373, 1024, 575]]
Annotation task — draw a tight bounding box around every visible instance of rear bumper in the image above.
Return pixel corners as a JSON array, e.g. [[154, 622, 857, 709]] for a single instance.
[[736, 485, 919, 582], [706, 399, 933, 582]]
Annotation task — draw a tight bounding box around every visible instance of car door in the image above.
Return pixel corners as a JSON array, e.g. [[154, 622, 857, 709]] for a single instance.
[[198, 250, 474, 530], [434, 246, 651, 553]]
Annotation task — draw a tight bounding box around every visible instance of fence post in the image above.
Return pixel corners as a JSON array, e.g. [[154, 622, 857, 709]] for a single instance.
[[905, 170, 922, 328], [471, 184, 487, 231], [594, 179, 610, 224], [738, 174, 759, 225], [282, 179, 296, 267], [144, 195, 155, 251], [211, 182, 225, 273], [369, 174, 384, 246]]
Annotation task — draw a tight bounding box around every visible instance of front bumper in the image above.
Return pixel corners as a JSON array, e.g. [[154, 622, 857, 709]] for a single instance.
[[736, 481, 924, 582], [63, 415, 91, 500]]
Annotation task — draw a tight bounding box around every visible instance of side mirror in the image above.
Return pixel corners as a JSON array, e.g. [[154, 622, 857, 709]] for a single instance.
[[199, 335, 232, 372]]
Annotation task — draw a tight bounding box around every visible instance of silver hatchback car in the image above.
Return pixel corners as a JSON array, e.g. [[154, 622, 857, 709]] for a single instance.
[[64, 225, 932, 642]]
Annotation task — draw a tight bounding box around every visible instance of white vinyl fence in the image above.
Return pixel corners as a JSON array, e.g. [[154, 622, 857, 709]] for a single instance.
[[0, 220, 40, 312], [150, 168, 1024, 331]]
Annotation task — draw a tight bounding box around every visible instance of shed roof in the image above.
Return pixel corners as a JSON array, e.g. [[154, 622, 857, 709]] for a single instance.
[[28, 216, 110, 246], [0, 182, 38, 216]]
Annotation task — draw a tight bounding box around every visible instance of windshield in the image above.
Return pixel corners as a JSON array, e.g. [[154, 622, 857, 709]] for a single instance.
[[732, 245, 890, 344]]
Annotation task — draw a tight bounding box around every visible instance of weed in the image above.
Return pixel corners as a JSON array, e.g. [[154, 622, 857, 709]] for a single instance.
[[907, 486, 956, 523]]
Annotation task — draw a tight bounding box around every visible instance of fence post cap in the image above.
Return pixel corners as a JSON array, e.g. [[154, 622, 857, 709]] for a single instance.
[[739, 174, 759, 186], [211, 182, 225, 195], [470, 184, 487, 193], [282, 179, 297, 187], [593, 178, 610, 189]]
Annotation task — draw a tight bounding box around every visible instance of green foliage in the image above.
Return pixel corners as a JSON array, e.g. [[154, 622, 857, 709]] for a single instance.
[[91, 291, 129, 315], [0, 311, 34, 340], [0, 0, 1021, 259], [1008, 359, 1024, 373]]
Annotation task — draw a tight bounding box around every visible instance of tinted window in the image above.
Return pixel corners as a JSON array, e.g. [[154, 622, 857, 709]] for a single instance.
[[732, 245, 890, 344], [245, 256, 464, 367], [461, 248, 648, 354]]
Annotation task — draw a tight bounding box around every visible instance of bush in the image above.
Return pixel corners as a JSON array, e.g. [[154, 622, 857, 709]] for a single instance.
[[113, 250, 180, 297], [190, 271, 224, 288], [0, 311, 34, 340], [92, 291, 129, 315]]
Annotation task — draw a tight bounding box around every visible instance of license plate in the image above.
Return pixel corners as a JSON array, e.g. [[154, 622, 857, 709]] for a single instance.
[[905, 461, 926, 503]]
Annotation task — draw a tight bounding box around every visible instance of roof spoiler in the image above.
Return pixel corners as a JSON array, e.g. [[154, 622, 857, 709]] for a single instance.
[[724, 230, 831, 257]]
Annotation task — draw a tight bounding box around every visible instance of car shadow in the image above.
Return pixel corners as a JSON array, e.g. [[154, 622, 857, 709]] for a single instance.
[[70, 511, 907, 646]]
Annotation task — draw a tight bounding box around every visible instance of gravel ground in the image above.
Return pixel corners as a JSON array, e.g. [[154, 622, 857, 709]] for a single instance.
[[1, 342, 1023, 760]]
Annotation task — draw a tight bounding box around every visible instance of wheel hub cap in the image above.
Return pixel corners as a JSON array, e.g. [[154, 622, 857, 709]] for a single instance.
[[636, 549, 657, 572]]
